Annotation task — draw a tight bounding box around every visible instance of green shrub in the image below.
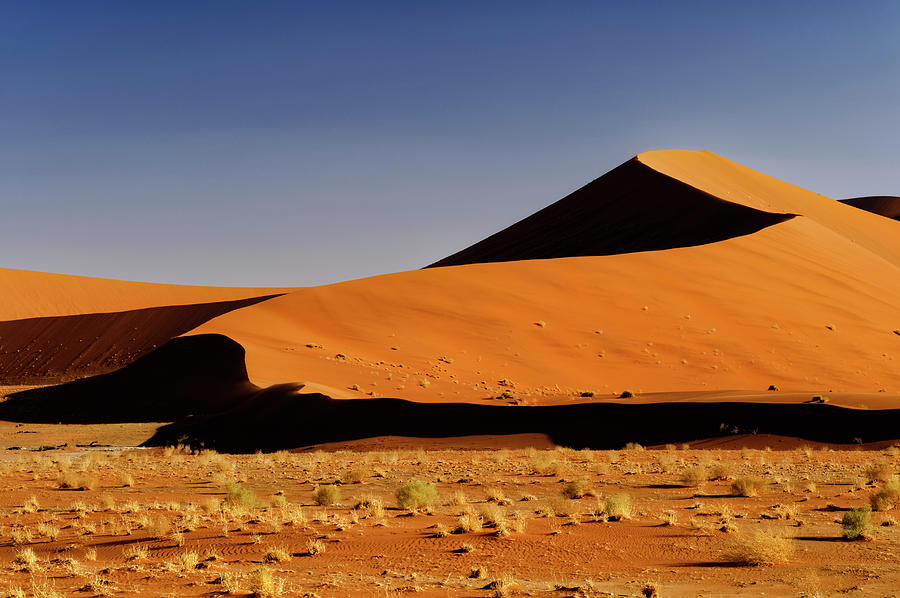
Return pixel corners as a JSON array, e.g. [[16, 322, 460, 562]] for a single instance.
[[315, 485, 341, 506], [396, 480, 439, 511], [842, 507, 873, 540]]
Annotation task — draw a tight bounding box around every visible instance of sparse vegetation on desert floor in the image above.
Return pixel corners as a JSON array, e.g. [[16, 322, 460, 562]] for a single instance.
[[1, 441, 900, 596]]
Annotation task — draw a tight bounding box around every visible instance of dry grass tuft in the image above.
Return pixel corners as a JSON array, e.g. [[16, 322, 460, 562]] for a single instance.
[[721, 530, 793, 565], [731, 477, 766, 497], [871, 479, 900, 511]]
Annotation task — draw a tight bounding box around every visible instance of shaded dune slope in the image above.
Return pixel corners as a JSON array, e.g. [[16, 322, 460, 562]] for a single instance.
[[0, 335, 259, 423], [0, 294, 282, 385], [4, 334, 897, 451], [427, 157, 794, 268], [841, 196, 900, 221]]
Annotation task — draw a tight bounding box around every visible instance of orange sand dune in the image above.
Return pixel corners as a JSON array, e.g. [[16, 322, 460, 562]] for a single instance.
[[3, 150, 899, 412], [840, 196, 900, 221], [183, 151, 900, 401], [0, 267, 286, 321], [189, 218, 900, 402]]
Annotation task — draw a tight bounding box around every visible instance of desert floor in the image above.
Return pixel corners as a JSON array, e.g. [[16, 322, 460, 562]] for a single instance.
[[1, 424, 899, 597]]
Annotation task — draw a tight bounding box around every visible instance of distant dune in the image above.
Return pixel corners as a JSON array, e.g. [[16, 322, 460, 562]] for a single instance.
[[840, 196, 900, 221], [2, 149, 899, 450]]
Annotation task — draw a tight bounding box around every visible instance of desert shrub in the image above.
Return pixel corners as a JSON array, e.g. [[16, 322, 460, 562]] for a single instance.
[[731, 477, 766, 497], [865, 463, 894, 483], [562, 479, 592, 499], [396, 480, 438, 510], [870, 479, 900, 511], [222, 482, 256, 511], [479, 504, 506, 528], [619, 390, 634, 398], [315, 485, 341, 506], [249, 567, 281, 596], [660, 510, 677, 526], [263, 546, 291, 563], [603, 494, 632, 521], [22, 495, 40, 513], [341, 466, 370, 484], [353, 496, 384, 519], [842, 507, 873, 540], [721, 530, 793, 565], [455, 510, 483, 534], [304, 538, 325, 555], [681, 466, 707, 487], [12, 548, 40, 572], [623, 442, 644, 451], [56, 472, 97, 491], [530, 453, 560, 475], [708, 463, 733, 481]]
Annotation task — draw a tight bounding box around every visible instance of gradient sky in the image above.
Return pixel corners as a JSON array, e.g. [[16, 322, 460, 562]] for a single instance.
[[3, 1, 898, 286]]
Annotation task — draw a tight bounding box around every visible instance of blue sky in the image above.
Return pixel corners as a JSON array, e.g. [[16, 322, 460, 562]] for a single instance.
[[2, 1, 898, 286]]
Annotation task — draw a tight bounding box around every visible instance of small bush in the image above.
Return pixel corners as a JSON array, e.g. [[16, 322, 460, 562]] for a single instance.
[[249, 567, 279, 596], [708, 463, 733, 481], [263, 546, 291, 563], [865, 463, 894, 484], [531, 454, 560, 475], [353, 496, 384, 519], [315, 485, 341, 506], [455, 510, 483, 534], [721, 530, 793, 565], [304, 538, 325, 556], [660, 510, 677, 526], [731, 477, 766, 497], [681, 466, 707, 487], [603, 494, 632, 521], [842, 507, 873, 540], [870, 479, 900, 511], [396, 480, 439, 511], [562, 479, 592, 499], [223, 482, 257, 511]]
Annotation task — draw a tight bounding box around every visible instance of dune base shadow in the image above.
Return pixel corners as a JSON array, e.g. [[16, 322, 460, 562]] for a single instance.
[[3, 334, 899, 452]]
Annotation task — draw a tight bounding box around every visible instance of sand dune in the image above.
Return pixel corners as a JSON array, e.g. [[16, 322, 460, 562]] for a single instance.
[[840, 196, 900, 221], [2, 149, 899, 451], [0, 267, 285, 321], [187, 152, 900, 400]]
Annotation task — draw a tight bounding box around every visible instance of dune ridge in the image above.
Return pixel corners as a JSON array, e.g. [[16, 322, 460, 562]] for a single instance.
[[840, 196, 900, 221], [0, 266, 287, 321], [427, 156, 794, 268]]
